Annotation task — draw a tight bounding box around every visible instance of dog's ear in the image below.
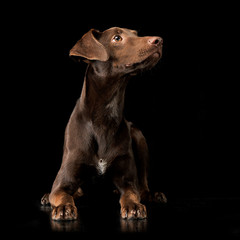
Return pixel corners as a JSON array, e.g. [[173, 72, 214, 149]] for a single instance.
[[69, 29, 109, 62], [130, 30, 138, 35]]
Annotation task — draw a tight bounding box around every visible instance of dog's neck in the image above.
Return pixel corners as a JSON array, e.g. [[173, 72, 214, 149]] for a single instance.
[[79, 64, 129, 127]]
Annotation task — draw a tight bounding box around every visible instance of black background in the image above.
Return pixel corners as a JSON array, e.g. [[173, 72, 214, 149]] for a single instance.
[[7, 2, 239, 235]]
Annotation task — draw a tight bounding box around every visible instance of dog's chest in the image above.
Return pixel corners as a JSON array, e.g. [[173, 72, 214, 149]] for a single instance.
[[91, 118, 130, 175], [91, 135, 112, 175], [96, 158, 108, 175], [93, 139, 122, 175]]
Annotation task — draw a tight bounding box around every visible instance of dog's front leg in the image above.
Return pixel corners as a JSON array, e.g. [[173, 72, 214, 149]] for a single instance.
[[49, 159, 86, 221], [119, 187, 147, 220], [49, 188, 77, 221], [113, 156, 147, 220]]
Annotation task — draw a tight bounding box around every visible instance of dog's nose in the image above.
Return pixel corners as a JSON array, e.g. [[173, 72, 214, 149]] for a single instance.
[[148, 37, 163, 46]]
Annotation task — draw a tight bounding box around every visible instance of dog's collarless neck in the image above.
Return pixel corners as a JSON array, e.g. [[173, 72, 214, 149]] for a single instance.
[[79, 65, 128, 126]]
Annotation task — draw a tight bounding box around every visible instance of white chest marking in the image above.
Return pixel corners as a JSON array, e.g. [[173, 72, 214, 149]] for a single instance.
[[97, 159, 108, 175]]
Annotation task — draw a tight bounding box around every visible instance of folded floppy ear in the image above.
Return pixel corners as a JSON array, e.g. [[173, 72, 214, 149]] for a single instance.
[[69, 29, 109, 61]]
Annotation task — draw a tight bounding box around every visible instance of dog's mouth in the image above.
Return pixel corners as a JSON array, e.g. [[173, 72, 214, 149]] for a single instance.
[[124, 51, 162, 71]]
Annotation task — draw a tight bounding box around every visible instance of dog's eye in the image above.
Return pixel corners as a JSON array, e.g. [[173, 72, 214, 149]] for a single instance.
[[112, 35, 122, 42]]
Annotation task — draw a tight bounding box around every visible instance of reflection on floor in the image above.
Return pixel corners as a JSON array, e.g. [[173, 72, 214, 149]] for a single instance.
[[16, 196, 240, 237], [41, 204, 148, 233]]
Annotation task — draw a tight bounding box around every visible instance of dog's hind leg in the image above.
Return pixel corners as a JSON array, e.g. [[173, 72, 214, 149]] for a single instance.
[[72, 187, 84, 200], [41, 193, 50, 205]]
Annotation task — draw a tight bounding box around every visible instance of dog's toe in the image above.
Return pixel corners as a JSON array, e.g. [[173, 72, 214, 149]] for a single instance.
[[52, 204, 77, 221], [121, 202, 147, 220]]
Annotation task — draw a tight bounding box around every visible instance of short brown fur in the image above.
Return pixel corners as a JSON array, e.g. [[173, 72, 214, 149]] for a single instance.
[[41, 27, 166, 220]]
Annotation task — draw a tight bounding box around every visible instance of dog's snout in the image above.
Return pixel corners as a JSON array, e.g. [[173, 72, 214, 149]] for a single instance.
[[148, 37, 163, 46]]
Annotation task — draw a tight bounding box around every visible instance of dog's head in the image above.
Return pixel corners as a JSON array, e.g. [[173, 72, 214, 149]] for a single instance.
[[70, 27, 163, 76]]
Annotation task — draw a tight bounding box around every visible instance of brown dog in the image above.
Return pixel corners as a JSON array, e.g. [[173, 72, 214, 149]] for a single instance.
[[41, 27, 166, 220]]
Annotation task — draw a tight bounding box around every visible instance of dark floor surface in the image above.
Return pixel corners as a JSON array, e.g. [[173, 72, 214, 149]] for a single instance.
[[13, 194, 240, 237]]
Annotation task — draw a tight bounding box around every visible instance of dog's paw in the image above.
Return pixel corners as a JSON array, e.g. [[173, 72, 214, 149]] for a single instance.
[[41, 193, 50, 205], [120, 201, 147, 220], [52, 204, 77, 221]]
